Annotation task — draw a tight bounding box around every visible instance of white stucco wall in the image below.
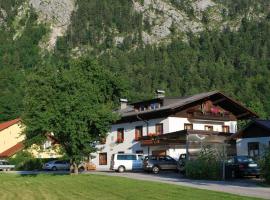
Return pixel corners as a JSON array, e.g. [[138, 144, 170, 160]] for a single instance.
[[92, 118, 169, 170], [236, 137, 270, 156], [168, 117, 237, 133], [92, 116, 238, 170]]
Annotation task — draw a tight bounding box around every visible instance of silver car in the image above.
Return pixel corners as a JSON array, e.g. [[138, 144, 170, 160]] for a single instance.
[[43, 160, 70, 171]]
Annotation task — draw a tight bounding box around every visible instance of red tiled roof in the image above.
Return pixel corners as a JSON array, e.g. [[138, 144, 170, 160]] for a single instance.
[[0, 142, 24, 158], [0, 118, 21, 132]]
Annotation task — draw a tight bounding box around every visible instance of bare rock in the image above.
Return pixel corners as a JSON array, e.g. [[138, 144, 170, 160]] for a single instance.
[[29, 0, 75, 49]]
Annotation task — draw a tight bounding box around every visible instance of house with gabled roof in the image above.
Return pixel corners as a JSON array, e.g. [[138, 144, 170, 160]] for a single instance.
[[233, 119, 270, 158], [0, 118, 25, 158], [92, 90, 258, 170], [0, 118, 62, 159]]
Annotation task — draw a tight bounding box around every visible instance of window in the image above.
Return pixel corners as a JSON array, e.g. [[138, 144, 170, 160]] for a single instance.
[[205, 125, 213, 131], [100, 137, 106, 144], [118, 151, 124, 154], [248, 142, 260, 158], [152, 150, 166, 156], [99, 153, 107, 165], [117, 128, 124, 143], [150, 103, 160, 110], [135, 126, 143, 141], [222, 125, 230, 133], [155, 123, 163, 135], [184, 123, 193, 130], [117, 154, 137, 160], [165, 156, 174, 161], [136, 150, 143, 154], [140, 106, 145, 111]]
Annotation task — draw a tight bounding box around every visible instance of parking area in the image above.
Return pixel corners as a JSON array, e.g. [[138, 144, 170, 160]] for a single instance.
[[85, 171, 270, 199]]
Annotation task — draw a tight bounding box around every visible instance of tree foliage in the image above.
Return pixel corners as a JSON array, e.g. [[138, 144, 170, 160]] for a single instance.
[[22, 58, 126, 166], [259, 147, 270, 183], [1, 0, 270, 123]]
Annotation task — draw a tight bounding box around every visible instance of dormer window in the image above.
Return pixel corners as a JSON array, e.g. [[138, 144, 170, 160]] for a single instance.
[[140, 106, 145, 111], [150, 103, 160, 110]]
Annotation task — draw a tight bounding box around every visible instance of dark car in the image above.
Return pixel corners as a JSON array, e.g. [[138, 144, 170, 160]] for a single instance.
[[227, 156, 260, 178], [176, 154, 187, 174], [143, 155, 177, 174]]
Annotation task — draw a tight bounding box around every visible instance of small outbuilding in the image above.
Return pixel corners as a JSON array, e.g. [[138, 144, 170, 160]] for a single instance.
[[233, 119, 270, 158]]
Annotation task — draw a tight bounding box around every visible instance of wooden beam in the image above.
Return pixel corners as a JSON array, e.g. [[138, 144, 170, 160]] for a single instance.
[[236, 112, 249, 119], [213, 97, 227, 104]]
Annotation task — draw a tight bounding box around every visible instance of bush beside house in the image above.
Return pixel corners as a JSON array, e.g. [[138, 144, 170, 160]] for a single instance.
[[8, 151, 56, 170], [186, 147, 223, 180], [259, 147, 270, 184]]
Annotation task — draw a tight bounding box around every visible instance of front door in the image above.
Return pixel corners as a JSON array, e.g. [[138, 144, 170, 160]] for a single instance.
[[99, 153, 107, 165]]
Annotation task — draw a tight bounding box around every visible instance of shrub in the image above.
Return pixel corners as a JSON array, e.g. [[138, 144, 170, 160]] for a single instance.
[[185, 147, 223, 180], [8, 151, 55, 171], [259, 147, 270, 184]]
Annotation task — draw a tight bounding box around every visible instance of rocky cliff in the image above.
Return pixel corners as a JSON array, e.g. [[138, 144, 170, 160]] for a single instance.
[[0, 0, 269, 50]]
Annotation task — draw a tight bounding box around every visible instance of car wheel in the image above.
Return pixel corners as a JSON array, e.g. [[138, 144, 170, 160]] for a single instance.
[[152, 166, 160, 174], [52, 166, 57, 171], [79, 167, 85, 172], [118, 166, 125, 173], [231, 170, 235, 178]]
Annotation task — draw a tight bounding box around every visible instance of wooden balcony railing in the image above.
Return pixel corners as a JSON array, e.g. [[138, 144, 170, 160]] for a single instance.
[[189, 111, 231, 120]]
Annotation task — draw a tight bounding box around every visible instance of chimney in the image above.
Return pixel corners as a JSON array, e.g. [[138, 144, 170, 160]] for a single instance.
[[156, 90, 165, 98], [120, 98, 128, 110]]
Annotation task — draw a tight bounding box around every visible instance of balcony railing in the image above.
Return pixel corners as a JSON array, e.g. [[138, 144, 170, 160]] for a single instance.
[[188, 111, 231, 120]]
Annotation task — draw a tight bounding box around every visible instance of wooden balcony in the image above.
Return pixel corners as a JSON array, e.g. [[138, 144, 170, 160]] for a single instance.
[[188, 111, 232, 121]]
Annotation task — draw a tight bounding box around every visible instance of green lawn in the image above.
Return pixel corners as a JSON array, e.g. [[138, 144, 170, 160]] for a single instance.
[[0, 174, 261, 200]]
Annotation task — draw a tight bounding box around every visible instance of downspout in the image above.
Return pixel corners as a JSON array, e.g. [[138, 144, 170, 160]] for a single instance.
[[136, 114, 150, 155]]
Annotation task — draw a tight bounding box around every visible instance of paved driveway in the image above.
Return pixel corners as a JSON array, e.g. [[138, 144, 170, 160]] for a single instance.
[[86, 171, 270, 199]]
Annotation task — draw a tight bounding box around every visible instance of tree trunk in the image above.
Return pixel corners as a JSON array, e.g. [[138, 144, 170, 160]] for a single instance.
[[70, 159, 79, 175]]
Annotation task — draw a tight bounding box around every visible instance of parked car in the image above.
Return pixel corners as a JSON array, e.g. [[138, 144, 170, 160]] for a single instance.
[[143, 155, 177, 174], [43, 160, 70, 171], [0, 160, 15, 171], [176, 154, 187, 174], [227, 156, 260, 178], [110, 153, 143, 172]]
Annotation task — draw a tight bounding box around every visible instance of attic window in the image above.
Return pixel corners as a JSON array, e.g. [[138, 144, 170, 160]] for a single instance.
[[140, 106, 146, 111], [150, 103, 160, 110]]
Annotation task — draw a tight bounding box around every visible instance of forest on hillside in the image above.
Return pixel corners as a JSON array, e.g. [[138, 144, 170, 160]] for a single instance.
[[0, 0, 270, 122]]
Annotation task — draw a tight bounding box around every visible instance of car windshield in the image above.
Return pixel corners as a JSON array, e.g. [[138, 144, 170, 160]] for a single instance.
[[237, 156, 254, 163]]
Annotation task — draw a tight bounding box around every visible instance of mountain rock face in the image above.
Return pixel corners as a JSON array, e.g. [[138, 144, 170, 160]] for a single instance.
[[29, 0, 75, 49], [133, 0, 204, 44], [0, 8, 7, 27], [1, 0, 270, 122], [2, 0, 267, 50]]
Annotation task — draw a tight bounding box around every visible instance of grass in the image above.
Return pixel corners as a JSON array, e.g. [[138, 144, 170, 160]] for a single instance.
[[0, 174, 262, 200]]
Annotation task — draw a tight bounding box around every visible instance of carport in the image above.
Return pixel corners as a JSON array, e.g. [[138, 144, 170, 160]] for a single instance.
[[140, 129, 236, 159]]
